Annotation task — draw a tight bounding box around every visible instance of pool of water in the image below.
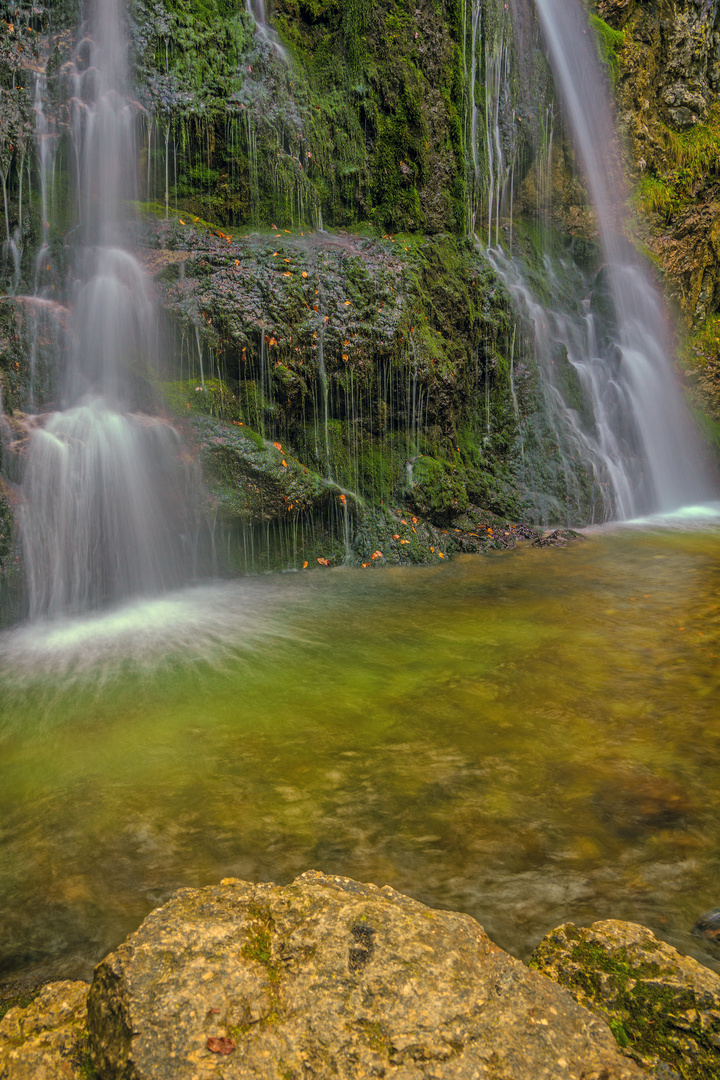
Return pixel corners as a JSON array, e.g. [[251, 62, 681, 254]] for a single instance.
[[1, 516, 720, 988]]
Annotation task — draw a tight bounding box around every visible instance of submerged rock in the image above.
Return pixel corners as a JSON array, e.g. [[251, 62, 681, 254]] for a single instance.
[[531, 919, 720, 1078], [691, 907, 720, 946], [87, 871, 645, 1079]]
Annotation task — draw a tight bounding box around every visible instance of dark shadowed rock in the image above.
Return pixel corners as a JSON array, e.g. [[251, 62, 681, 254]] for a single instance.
[[87, 870, 646, 1079], [532, 919, 720, 1079]]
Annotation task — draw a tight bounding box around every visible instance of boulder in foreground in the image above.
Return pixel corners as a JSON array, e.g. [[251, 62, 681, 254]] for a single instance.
[[87, 870, 645, 1079], [0, 980, 89, 1079], [532, 919, 720, 1079]]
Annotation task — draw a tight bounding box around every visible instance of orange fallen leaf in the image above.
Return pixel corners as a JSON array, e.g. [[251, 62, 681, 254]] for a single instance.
[[401, 519, 407, 525], [430, 546, 435, 553], [339, 493, 347, 504], [281, 459, 287, 467], [393, 534, 400, 540], [411, 517, 418, 524], [235, 259, 239, 266], [179, 219, 185, 225], [302, 271, 308, 278], [283, 272, 292, 277], [288, 503, 294, 510], [302, 561, 309, 569], [438, 552, 445, 558], [342, 354, 349, 360], [400, 539, 409, 545], [371, 551, 384, 560], [344, 300, 351, 306], [317, 557, 329, 566], [274, 442, 283, 450]]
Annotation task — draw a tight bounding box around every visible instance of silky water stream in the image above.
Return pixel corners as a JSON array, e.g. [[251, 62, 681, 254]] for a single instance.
[[1, 516, 720, 987]]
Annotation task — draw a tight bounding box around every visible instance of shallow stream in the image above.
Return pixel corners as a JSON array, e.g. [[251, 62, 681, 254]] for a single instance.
[[2, 513, 720, 987]]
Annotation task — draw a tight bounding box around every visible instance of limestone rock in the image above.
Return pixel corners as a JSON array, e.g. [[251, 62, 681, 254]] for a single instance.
[[0, 980, 90, 1080], [87, 870, 646, 1080], [532, 919, 720, 1078]]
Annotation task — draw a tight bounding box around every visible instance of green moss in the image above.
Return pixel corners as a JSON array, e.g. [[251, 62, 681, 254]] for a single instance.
[[409, 455, 469, 523], [561, 936, 720, 1077], [163, 377, 245, 422], [634, 175, 675, 220], [589, 13, 624, 83]]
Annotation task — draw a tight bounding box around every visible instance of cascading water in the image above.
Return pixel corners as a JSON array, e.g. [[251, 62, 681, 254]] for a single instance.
[[244, 0, 287, 62], [489, 0, 713, 522], [15, 0, 206, 618]]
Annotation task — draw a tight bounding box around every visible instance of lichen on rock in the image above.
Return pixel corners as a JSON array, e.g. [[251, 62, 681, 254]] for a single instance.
[[0, 980, 92, 1080]]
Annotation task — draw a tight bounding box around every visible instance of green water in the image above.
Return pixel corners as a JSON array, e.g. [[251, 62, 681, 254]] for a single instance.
[[1, 525, 720, 987]]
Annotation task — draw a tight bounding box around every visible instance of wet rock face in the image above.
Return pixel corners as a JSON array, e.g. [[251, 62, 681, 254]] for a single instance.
[[532, 919, 720, 1079], [600, 0, 720, 129], [87, 871, 646, 1080]]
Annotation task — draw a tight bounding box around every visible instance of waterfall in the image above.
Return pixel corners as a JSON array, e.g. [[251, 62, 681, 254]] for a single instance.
[[493, 0, 712, 521], [244, 0, 287, 63], [16, 0, 205, 618]]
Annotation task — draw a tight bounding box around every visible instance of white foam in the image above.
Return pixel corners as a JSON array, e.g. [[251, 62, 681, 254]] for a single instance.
[[0, 578, 300, 686]]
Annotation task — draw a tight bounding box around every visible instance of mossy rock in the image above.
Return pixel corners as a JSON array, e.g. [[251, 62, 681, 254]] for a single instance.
[[0, 980, 94, 1079], [351, 505, 455, 565], [531, 919, 720, 1079], [190, 414, 336, 524], [407, 454, 469, 524]]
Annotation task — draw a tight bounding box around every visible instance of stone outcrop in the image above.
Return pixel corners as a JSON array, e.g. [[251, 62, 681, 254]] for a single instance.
[[83, 871, 645, 1079], [0, 980, 90, 1080], [532, 919, 720, 1079]]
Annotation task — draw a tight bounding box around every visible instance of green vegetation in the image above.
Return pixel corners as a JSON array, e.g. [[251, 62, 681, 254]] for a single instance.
[[589, 13, 624, 83], [133, 0, 465, 231]]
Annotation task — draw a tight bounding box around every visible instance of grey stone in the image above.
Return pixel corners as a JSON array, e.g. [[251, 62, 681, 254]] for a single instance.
[[87, 870, 647, 1079]]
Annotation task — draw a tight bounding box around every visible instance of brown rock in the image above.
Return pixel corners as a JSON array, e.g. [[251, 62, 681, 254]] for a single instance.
[[0, 980, 90, 1080], [532, 919, 720, 1078], [87, 870, 646, 1079]]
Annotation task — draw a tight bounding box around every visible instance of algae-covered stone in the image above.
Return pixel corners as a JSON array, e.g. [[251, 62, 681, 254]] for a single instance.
[[0, 980, 91, 1080], [532, 919, 720, 1078], [191, 414, 336, 525], [409, 455, 470, 524], [87, 870, 645, 1080]]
